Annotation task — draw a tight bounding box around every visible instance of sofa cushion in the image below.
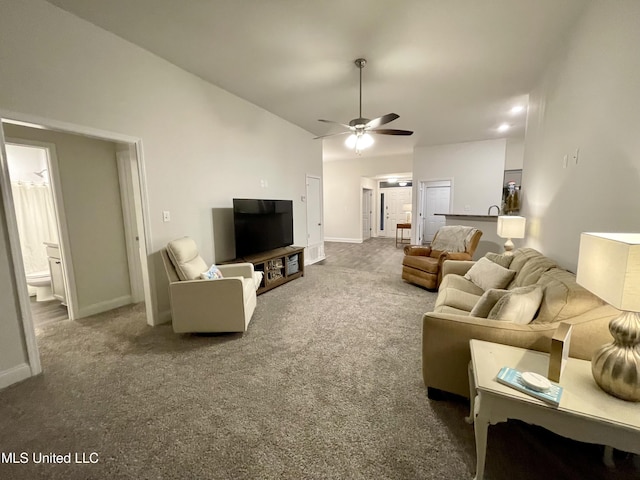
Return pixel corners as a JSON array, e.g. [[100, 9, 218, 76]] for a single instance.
[[470, 288, 510, 318], [534, 268, 605, 323], [434, 287, 481, 312], [440, 273, 485, 296], [166, 237, 209, 281], [485, 252, 514, 269], [507, 248, 557, 289], [487, 285, 544, 324], [464, 257, 516, 291], [433, 304, 471, 316]]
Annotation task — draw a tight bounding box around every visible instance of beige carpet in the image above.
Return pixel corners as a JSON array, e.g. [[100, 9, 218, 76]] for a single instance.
[[0, 238, 637, 479]]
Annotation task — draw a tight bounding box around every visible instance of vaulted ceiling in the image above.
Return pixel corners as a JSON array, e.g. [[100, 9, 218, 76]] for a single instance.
[[46, 0, 587, 160]]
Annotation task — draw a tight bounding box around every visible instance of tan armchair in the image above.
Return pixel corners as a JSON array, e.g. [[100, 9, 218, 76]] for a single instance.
[[161, 237, 262, 333], [402, 226, 482, 290]]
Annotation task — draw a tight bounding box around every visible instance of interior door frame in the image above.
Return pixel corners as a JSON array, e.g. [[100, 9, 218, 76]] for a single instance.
[[0, 110, 155, 378], [4, 138, 79, 320]]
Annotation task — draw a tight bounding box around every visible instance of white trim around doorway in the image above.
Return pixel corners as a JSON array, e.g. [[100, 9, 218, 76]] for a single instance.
[[0, 109, 156, 382]]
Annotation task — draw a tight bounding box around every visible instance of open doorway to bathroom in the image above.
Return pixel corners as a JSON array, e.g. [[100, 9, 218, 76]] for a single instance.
[[1, 120, 152, 333], [0, 115, 154, 380], [4, 141, 68, 327]]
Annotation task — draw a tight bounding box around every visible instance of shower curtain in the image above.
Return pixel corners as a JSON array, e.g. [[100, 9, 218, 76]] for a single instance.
[[11, 182, 59, 275]]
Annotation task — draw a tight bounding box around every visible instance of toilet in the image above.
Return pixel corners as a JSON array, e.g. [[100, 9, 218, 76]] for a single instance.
[[26, 270, 54, 302]]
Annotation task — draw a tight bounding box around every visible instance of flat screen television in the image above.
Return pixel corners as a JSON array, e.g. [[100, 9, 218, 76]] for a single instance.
[[233, 198, 294, 258]]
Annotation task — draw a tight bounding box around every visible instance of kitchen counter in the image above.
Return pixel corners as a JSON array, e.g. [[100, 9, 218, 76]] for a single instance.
[[435, 213, 498, 219]]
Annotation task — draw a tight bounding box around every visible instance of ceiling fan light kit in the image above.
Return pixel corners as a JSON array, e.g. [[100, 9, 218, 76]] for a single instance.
[[345, 132, 374, 153], [315, 58, 413, 154]]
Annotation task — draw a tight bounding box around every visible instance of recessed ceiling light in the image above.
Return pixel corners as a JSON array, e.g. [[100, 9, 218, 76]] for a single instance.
[[510, 105, 525, 114], [497, 123, 510, 132]]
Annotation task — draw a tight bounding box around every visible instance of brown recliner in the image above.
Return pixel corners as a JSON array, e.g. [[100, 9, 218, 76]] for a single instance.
[[402, 227, 483, 290]]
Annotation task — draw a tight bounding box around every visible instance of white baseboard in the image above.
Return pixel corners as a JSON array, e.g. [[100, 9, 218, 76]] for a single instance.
[[76, 295, 133, 319], [305, 255, 326, 265], [324, 237, 363, 244], [0, 363, 32, 390]]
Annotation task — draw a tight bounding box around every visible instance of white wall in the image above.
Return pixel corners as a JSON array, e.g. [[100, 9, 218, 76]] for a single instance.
[[413, 139, 506, 216], [6, 144, 49, 184], [0, 0, 322, 386], [323, 153, 412, 242], [505, 138, 524, 171], [4, 124, 132, 318], [521, 1, 640, 272]]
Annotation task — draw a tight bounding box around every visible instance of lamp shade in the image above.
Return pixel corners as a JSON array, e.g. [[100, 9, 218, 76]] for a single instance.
[[496, 216, 526, 239], [345, 132, 373, 152], [576, 233, 640, 312]]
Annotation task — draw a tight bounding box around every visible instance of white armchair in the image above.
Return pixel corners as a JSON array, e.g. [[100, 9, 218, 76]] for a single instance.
[[161, 237, 262, 333]]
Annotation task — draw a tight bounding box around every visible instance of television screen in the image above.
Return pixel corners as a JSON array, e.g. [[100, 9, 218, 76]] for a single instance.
[[233, 199, 294, 258]]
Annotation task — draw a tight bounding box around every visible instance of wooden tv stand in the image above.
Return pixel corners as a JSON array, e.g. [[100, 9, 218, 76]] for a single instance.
[[233, 246, 304, 295]]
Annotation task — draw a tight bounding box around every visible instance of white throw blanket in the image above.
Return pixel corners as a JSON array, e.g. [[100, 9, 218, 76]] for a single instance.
[[430, 226, 477, 253]]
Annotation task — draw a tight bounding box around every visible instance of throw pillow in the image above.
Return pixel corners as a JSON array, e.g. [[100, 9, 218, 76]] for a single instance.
[[470, 288, 510, 318], [487, 285, 544, 324], [485, 252, 514, 269], [464, 257, 516, 291], [201, 264, 224, 280]]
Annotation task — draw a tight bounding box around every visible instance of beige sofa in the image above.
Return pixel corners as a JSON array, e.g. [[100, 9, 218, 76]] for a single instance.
[[422, 247, 619, 399]]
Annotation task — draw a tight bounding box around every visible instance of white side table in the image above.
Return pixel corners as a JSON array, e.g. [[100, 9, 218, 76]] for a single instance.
[[468, 339, 640, 480]]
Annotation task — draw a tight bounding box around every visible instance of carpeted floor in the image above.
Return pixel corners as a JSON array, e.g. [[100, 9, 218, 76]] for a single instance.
[[0, 238, 637, 479]]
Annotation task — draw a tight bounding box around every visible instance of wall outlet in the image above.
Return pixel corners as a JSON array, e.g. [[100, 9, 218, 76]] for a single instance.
[[464, 205, 471, 212], [162, 210, 170, 222]]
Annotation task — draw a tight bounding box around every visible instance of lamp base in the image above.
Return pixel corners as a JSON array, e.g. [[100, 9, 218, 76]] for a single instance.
[[503, 238, 515, 256], [591, 311, 640, 402]]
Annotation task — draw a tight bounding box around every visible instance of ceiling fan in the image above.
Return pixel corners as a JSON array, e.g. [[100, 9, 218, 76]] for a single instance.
[[315, 58, 413, 153]]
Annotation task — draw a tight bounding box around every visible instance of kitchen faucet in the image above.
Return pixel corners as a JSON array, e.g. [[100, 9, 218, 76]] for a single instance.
[[488, 205, 501, 215]]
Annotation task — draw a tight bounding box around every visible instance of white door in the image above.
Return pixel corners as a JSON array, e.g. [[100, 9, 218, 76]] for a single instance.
[[422, 183, 450, 244], [362, 189, 372, 240], [380, 186, 412, 237], [116, 150, 144, 303], [306, 175, 325, 263]]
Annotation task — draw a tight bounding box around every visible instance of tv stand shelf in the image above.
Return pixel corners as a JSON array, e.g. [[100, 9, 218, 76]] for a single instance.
[[234, 246, 304, 295]]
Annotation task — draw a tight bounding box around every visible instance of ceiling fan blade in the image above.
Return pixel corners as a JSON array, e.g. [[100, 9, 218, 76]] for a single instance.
[[318, 119, 352, 129], [365, 113, 399, 129], [370, 128, 414, 136], [313, 131, 351, 140]]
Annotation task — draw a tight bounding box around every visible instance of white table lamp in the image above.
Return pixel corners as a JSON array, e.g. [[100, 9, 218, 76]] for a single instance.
[[402, 203, 412, 224], [496, 216, 526, 255], [576, 232, 640, 402]]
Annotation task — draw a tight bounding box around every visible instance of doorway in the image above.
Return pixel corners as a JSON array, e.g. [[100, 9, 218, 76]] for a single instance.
[[417, 180, 451, 245], [362, 188, 373, 240], [0, 115, 153, 378], [379, 185, 412, 237], [306, 174, 325, 264], [4, 141, 68, 327]]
